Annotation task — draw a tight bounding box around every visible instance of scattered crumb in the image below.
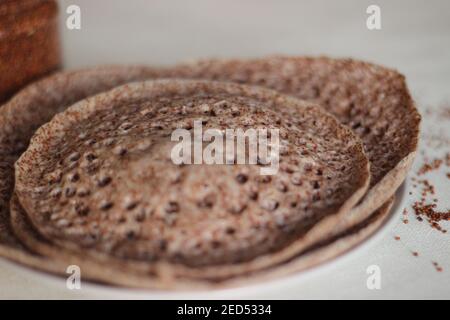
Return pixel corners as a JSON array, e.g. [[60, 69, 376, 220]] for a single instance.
[[432, 261, 443, 272], [413, 202, 450, 233], [409, 177, 448, 233], [402, 208, 409, 224], [417, 179, 435, 197], [418, 159, 443, 175]]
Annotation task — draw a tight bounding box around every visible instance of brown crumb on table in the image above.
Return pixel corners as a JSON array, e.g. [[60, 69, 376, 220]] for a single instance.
[[417, 179, 435, 197], [418, 159, 443, 175], [402, 208, 409, 224], [413, 202, 450, 234], [432, 261, 443, 272], [412, 251, 419, 257], [410, 176, 449, 233], [394, 236, 401, 241]]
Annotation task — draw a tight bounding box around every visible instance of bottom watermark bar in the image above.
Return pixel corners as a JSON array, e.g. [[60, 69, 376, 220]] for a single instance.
[[1, 300, 376, 318]]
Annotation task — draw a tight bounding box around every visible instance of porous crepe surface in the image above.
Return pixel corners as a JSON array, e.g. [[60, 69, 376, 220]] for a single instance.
[[0, 65, 376, 288], [0, 57, 414, 287], [0, 57, 419, 250], [9, 194, 182, 289], [163, 56, 420, 202], [0, 66, 159, 249], [15, 80, 369, 270], [9, 194, 392, 289]]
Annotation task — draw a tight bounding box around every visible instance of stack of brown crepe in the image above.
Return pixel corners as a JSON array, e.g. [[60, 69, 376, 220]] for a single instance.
[[0, 57, 420, 289]]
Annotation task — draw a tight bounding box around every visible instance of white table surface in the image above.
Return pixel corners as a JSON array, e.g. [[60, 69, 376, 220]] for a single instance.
[[0, 0, 449, 299]]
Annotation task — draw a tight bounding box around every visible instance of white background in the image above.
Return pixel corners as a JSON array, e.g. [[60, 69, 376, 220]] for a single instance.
[[0, 0, 449, 299]]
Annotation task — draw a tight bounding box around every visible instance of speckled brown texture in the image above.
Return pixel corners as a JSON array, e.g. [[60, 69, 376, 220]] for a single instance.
[[14, 80, 369, 273], [163, 56, 420, 188], [0, 66, 160, 250], [9, 194, 179, 289], [0, 56, 414, 287], [162, 56, 420, 241], [9, 193, 392, 289], [0, 0, 61, 102]]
